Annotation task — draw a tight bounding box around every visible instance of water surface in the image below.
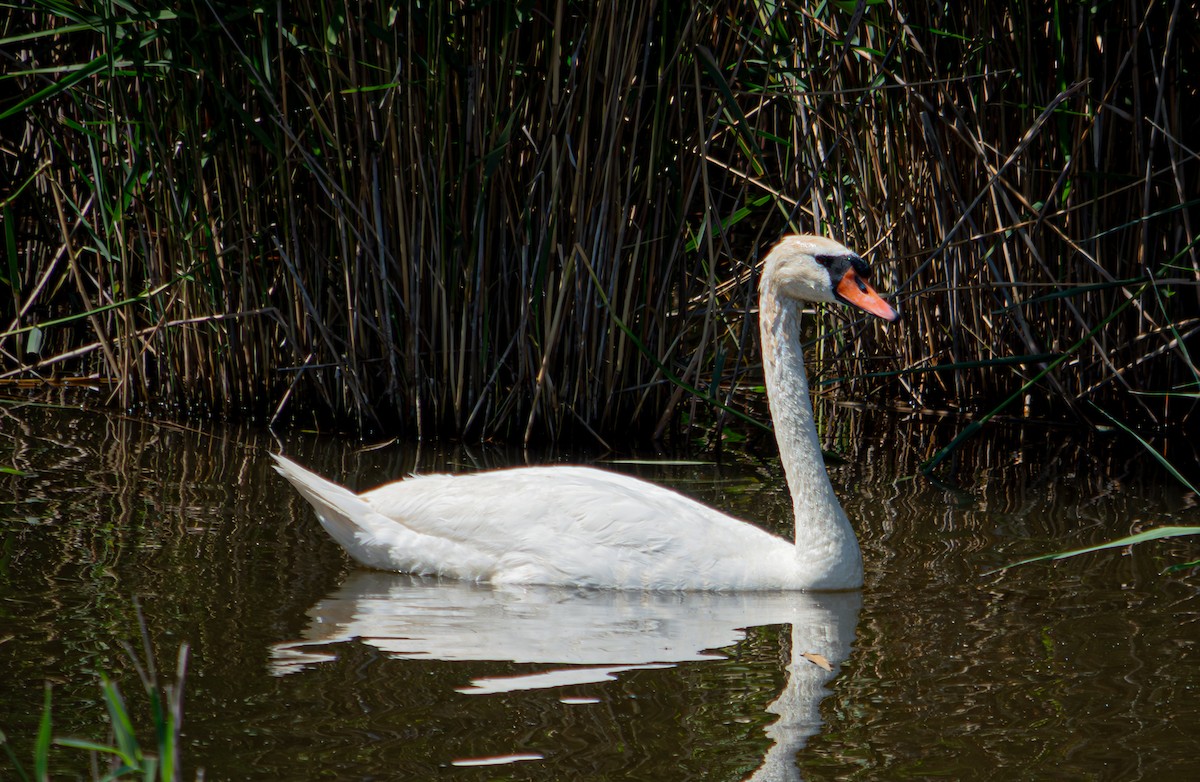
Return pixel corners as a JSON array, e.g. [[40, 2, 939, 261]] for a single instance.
[[0, 402, 1196, 780]]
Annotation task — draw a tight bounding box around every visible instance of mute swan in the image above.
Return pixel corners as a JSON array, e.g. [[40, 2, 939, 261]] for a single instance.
[[273, 234, 898, 590]]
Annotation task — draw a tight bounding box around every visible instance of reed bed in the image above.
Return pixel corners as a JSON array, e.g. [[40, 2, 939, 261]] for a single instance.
[[1, 1, 1196, 443]]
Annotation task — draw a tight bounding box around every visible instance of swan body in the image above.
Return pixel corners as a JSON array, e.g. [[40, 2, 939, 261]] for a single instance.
[[274, 234, 898, 591]]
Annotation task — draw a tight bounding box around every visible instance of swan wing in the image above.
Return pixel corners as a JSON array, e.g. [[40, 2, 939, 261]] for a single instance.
[[274, 456, 795, 589]]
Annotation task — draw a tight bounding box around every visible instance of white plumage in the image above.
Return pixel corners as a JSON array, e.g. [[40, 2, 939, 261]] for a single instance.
[[273, 234, 898, 590]]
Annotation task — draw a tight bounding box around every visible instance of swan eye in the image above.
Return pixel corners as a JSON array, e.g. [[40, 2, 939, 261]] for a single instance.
[[848, 255, 872, 281], [814, 255, 836, 268]]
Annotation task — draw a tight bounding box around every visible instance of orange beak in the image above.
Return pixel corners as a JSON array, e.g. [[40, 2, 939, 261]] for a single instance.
[[836, 269, 899, 321]]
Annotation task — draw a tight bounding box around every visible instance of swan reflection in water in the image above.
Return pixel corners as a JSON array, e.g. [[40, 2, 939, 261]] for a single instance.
[[272, 572, 860, 780]]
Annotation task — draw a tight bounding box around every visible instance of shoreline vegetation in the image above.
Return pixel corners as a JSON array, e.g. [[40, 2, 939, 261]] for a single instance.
[[1, 1, 1196, 446]]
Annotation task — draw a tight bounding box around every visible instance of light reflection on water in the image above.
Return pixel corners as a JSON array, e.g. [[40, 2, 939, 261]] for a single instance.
[[273, 572, 857, 777], [0, 401, 1197, 780]]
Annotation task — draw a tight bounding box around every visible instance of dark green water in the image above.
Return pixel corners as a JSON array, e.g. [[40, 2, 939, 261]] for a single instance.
[[0, 402, 1196, 780]]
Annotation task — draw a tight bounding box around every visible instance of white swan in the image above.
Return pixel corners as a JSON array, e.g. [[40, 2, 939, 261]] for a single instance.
[[273, 234, 898, 590]]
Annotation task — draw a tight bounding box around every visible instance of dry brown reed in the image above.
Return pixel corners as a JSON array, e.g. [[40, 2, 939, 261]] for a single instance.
[[1, 1, 1196, 444]]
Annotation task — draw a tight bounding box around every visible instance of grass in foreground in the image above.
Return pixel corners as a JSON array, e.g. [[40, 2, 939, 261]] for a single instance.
[[0, 609, 192, 782]]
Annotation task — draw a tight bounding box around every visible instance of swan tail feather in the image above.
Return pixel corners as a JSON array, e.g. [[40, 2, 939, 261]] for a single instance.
[[271, 453, 373, 544]]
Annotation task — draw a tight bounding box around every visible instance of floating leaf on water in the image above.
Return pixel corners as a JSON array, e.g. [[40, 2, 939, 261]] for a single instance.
[[801, 652, 832, 671]]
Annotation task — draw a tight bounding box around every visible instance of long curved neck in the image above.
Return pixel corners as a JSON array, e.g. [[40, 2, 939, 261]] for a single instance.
[[759, 278, 861, 584]]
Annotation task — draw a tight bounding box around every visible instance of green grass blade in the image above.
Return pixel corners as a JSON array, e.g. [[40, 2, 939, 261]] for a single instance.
[[52, 736, 143, 771], [53, 737, 120, 753], [0, 727, 33, 782], [990, 526, 1200, 572], [98, 676, 140, 768], [1, 206, 17, 290], [0, 268, 198, 340], [0, 23, 97, 47], [992, 276, 1150, 312], [696, 46, 768, 176], [34, 685, 51, 782], [0, 55, 110, 121], [1089, 404, 1199, 495], [1089, 197, 1200, 241], [141, 755, 159, 782]]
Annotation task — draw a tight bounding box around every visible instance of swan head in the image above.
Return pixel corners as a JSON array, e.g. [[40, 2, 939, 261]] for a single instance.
[[764, 235, 899, 321]]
